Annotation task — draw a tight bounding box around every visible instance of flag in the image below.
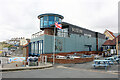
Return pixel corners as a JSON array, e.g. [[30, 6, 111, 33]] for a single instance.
[[55, 22, 62, 29]]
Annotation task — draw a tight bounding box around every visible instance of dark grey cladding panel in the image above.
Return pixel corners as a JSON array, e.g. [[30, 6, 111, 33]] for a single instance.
[[69, 25, 96, 37], [98, 33, 106, 39], [63, 22, 105, 39], [69, 25, 84, 35]]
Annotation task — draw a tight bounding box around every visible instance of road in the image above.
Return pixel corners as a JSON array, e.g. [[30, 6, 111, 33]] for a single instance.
[[2, 65, 118, 78], [1, 51, 120, 78]]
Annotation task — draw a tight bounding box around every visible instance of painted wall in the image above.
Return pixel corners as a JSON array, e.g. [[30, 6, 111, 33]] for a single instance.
[[98, 38, 106, 51], [30, 34, 106, 54], [104, 31, 114, 40], [43, 34, 104, 54]]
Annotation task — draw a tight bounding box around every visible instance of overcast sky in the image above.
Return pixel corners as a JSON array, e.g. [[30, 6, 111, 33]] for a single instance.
[[0, 0, 119, 42]]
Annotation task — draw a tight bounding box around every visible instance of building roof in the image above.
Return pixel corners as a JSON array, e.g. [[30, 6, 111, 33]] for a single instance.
[[103, 34, 120, 46], [38, 13, 64, 19], [102, 40, 116, 46], [105, 29, 115, 38]]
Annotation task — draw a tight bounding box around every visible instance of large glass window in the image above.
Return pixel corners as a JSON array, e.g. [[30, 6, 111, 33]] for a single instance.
[[59, 18, 62, 23], [35, 42, 38, 54], [38, 40, 43, 54], [33, 42, 35, 53], [57, 28, 68, 37], [44, 16, 48, 27], [48, 16, 54, 26], [55, 17, 59, 22], [31, 43, 34, 53], [40, 16, 62, 28], [40, 17, 43, 28]]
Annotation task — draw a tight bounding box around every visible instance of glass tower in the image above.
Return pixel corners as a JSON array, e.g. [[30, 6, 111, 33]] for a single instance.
[[38, 13, 64, 29]]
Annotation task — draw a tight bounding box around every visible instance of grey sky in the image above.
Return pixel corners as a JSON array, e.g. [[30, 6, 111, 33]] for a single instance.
[[0, 0, 119, 42]]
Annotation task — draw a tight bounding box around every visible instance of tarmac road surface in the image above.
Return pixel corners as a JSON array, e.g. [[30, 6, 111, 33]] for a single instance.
[[2, 66, 118, 78]]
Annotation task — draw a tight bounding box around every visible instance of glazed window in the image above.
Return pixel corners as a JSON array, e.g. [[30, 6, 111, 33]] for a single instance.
[[57, 28, 68, 37], [48, 16, 54, 26], [59, 18, 62, 23], [43, 16, 48, 27], [40, 17, 43, 28], [55, 17, 59, 22]]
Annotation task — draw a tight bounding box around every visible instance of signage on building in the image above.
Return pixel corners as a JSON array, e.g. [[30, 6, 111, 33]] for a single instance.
[[84, 34, 91, 37], [71, 27, 83, 34]]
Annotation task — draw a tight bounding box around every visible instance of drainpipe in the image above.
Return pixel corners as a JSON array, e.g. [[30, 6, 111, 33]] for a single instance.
[[96, 32, 98, 51]]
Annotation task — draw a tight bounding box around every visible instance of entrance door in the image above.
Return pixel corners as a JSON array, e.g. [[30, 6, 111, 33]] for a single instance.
[[89, 47, 92, 51]]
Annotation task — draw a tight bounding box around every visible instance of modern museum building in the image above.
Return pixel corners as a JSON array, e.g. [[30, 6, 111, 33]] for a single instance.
[[29, 13, 106, 56]]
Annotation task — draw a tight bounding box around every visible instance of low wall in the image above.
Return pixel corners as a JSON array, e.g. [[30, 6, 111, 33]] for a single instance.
[[47, 57, 94, 64], [42, 51, 104, 58]]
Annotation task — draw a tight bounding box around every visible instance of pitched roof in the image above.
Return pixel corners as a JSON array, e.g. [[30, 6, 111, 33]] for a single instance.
[[102, 40, 116, 46], [103, 34, 120, 46], [106, 29, 115, 38]]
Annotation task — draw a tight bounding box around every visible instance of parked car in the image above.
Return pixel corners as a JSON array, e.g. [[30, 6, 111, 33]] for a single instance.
[[66, 55, 80, 59], [56, 55, 66, 59], [82, 55, 91, 58]]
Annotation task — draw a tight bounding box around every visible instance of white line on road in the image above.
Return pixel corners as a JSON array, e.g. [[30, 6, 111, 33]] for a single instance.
[[56, 66, 118, 75]]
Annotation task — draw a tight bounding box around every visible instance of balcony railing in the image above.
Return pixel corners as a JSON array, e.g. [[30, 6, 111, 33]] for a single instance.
[[31, 31, 44, 39]]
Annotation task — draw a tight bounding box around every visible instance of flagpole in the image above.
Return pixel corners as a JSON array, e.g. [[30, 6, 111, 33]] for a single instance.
[[53, 22, 62, 64], [53, 26, 56, 64]]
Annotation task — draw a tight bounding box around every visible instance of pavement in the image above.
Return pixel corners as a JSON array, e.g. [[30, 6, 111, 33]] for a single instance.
[[55, 61, 119, 72], [0, 57, 53, 71], [1, 63, 53, 71], [53, 56, 119, 73]]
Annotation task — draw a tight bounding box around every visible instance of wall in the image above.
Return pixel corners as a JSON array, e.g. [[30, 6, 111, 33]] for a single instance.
[[47, 57, 94, 64], [104, 31, 114, 40], [30, 35, 44, 43], [30, 33, 106, 54], [42, 51, 104, 58], [98, 38, 106, 51], [44, 33, 103, 54]]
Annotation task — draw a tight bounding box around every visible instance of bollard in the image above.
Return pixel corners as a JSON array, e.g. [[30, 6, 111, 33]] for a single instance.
[[42, 56, 44, 64], [38, 57, 40, 66], [37, 61, 38, 66], [23, 61, 24, 65], [24, 61, 26, 67], [16, 64, 18, 67], [28, 61, 30, 66], [45, 56, 47, 64]]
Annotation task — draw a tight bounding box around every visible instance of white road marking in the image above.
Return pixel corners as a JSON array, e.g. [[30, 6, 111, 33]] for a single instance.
[[56, 66, 118, 75]]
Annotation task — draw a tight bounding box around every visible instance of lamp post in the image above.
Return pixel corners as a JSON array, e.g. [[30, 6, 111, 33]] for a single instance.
[[116, 37, 118, 55]]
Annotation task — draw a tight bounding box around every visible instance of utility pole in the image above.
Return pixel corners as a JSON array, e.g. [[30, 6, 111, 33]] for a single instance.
[[116, 37, 118, 55]]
